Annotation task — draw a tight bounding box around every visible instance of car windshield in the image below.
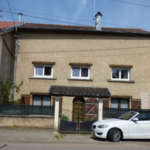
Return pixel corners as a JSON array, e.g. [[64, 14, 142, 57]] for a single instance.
[[118, 111, 137, 120]]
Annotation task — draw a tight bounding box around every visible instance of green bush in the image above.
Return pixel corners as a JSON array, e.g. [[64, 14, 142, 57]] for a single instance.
[[85, 118, 92, 122], [0, 80, 23, 104], [61, 114, 69, 121]]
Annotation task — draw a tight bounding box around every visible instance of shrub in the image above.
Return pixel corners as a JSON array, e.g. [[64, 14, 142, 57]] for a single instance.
[[0, 80, 23, 104], [61, 114, 69, 121], [85, 118, 92, 122]]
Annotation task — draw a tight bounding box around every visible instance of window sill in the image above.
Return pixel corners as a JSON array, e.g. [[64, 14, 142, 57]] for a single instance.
[[107, 79, 135, 83], [68, 78, 93, 81], [29, 77, 57, 80]]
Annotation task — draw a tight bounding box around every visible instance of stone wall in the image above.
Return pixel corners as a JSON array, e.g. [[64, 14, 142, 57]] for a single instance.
[[0, 116, 54, 128]]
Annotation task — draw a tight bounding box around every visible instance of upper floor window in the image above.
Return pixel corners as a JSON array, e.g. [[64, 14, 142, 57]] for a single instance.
[[71, 66, 90, 79], [111, 68, 130, 81], [34, 65, 53, 78]]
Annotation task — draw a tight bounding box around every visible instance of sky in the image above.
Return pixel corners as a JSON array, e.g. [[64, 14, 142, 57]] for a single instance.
[[0, 0, 150, 31]]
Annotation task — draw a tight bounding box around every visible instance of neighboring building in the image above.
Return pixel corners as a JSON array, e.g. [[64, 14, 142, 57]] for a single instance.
[[10, 13, 150, 121], [0, 21, 22, 102]]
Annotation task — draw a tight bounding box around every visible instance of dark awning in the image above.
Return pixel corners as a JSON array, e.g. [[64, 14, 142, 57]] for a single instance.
[[49, 85, 111, 98]]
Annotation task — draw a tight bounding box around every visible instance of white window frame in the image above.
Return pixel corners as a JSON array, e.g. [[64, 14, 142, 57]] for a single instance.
[[34, 65, 53, 78], [111, 68, 130, 81], [71, 66, 90, 79]]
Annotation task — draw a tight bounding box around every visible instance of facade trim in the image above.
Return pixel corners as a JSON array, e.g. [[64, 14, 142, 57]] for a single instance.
[[32, 61, 55, 65], [107, 79, 135, 83], [109, 64, 133, 68], [69, 63, 93, 66]]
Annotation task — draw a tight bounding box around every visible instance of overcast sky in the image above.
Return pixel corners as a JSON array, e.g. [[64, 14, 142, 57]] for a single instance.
[[0, 0, 150, 31]]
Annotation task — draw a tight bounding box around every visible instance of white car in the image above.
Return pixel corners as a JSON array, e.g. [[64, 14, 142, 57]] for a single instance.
[[92, 111, 150, 142]]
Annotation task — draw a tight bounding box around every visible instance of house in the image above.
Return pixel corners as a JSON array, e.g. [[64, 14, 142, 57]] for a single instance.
[[3, 12, 150, 128], [0, 21, 22, 102]]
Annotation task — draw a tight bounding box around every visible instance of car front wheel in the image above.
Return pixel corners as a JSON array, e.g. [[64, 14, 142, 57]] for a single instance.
[[108, 128, 122, 142]]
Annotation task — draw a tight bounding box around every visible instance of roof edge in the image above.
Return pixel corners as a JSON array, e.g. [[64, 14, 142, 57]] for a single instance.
[[17, 26, 150, 36]]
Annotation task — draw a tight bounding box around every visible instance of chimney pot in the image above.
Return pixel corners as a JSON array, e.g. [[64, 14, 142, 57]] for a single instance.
[[18, 13, 23, 22], [95, 11, 102, 31]]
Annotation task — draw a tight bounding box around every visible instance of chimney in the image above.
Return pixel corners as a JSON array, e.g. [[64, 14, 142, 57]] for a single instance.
[[95, 12, 102, 30], [18, 13, 23, 22]]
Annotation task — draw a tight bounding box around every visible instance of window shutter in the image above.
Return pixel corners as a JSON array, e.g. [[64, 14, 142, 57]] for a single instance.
[[103, 99, 109, 108], [131, 100, 141, 109], [21, 95, 31, 105], [52, 97, 55, 106], [59, 97, 62, 118]]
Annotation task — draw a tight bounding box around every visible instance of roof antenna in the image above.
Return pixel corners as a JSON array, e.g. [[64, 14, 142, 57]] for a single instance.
[[93, 0, 95, 20]]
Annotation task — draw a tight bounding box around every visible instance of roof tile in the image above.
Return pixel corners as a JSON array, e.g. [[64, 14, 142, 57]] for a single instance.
[[0, 21, 149, 34], [19, 22, 150, 33], [0, 21, 21, 29]]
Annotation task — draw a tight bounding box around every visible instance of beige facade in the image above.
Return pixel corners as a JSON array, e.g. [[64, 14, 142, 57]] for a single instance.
[[0, 32, 15, 82], [15, 30, 150, 110], [0, 32, 16, 102]]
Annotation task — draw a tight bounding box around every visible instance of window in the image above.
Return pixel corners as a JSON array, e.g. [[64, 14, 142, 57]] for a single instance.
[[111, 98, 129, 108], [136, 113, 150, 121], [71, 66, 90, 79], [112, 68, 130, 81], [34, 65, 53, 78], [33, 95, 51, 106]]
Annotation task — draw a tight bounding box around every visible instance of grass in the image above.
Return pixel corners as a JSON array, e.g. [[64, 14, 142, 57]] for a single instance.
[[55, 134, 64, 140]]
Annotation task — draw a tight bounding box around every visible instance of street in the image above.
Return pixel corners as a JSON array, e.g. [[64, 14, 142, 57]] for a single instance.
[[0, 142, 150, 150], [0, 128, 150, 150]]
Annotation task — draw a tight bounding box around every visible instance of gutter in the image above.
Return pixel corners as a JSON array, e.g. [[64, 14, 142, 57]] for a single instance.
[[0, 35, 2, 82], [0, 22, 25, 35], [17, 26, 150, 36]]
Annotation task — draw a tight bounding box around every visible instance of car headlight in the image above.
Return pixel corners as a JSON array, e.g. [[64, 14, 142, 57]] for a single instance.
[[98, 125, 108, 128]]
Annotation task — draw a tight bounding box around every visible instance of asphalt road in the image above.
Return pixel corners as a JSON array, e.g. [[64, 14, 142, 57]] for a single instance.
[[0, 143, 150, 150], [0, 128, 150, 150]]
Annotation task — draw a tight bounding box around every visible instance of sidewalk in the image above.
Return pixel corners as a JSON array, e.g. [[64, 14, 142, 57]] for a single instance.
[[0, 127, 99, 144]]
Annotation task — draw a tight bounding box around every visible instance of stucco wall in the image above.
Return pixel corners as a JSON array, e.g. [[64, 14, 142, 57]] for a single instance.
[[15, 31, 150, 106], [1, 32, 15, 82], [0, 116, 54, 128]]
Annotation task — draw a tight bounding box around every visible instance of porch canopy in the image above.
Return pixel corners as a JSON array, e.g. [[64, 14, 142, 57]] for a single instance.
[[49, 85, 111, 98]]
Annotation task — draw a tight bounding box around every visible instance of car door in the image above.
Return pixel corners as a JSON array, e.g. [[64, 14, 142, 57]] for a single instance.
[[128, 120, 145, 139], [128, 112, 150, 139], [135, 112, 150, 138]]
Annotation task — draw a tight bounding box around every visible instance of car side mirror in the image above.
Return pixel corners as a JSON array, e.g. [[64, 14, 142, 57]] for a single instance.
[[132, 118, 139, 121]]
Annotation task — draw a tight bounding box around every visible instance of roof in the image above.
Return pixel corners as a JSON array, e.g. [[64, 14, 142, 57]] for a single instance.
[[0, 21, 21, 29], [18, 22, 150, 34], [49, 85, 111, 98]]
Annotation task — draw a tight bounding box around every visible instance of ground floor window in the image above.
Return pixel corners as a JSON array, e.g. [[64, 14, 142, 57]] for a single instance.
[[33, 95, 51, 106], [111, 98, 129, 109]]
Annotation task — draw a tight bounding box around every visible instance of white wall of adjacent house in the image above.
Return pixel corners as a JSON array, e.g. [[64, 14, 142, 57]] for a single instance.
[[98, 98, 103, 120], [54, 97, 59, 130]]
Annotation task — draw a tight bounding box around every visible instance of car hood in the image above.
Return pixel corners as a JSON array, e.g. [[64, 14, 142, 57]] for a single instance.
[[93, 119, 128, 125]]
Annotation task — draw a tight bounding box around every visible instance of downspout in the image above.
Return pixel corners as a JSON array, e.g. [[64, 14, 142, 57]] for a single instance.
[[0, 35, 2, 82], [12, 33, 19, 100], [0, 35, 2, 103]]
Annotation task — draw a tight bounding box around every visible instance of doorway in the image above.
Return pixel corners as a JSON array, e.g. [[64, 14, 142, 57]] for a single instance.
[[73, 97, 85, 122]]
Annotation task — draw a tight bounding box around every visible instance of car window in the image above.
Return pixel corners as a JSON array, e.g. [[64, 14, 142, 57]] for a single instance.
[[136, 112, 150, 121], [118, 111, 137, 120]]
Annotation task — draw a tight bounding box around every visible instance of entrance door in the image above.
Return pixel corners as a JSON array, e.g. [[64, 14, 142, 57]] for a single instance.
[[73, 97, 85, 123]]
